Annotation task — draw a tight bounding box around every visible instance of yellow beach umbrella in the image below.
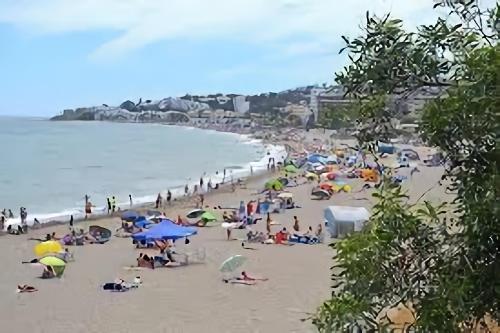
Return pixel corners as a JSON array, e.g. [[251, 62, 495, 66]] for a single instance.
[[34, 241, 62, 257]]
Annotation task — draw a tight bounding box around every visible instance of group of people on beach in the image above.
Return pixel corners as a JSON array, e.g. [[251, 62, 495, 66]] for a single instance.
[[1, 207, 30, 234]]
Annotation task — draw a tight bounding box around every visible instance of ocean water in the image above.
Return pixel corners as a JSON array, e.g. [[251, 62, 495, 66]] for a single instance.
[[0, 117, 285, 225]]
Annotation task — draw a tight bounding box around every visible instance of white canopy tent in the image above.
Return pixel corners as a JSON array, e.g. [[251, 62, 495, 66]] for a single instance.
[[324, 206, 370, 238]]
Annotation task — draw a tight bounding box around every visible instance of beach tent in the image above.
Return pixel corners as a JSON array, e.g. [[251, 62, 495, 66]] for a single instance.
[[311, 189, 331, 200], [264, 179, 284, 191], [325, 155, 338, 165], [307, 154, 328, 165], [89, 225, 112, 242], [186, 209, 205, 219], [284, 165, 299, 173], [134, 217, 153, 229], [324, 206, 370, 238], [398, 149, 420, 161], [201, 211, 217, 222], [147, 210, 163, 217], [132, 220, 197, 242], [305, 172, 319, 181], [40, 256, 66, 277], [278, 177, 289, 186], [121, 210, 139, 222], [34, 241, 62, 257], [377, 142, 395, 154], [335, 149, 345, 158], [361, 169, 379, 182]]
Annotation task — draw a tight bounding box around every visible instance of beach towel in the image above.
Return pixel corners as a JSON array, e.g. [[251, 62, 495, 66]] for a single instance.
[[102, 283, 132, 292]]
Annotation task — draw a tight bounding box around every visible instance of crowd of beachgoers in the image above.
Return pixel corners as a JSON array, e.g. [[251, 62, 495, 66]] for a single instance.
[[0, 128, 448, 332]]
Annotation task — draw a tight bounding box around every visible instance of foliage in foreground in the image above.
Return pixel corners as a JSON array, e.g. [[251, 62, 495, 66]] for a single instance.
[[312, 1, 499, 331]]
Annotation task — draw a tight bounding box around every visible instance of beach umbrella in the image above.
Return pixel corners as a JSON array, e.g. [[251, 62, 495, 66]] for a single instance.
[[284, 165, 299, 173], [219, 255, 247, 273], [34, 241, 62, 257], [201, 211, 217, 222], [121, 210, 139, 221], [39, 256, 66, 277], [305, 172, 319, 181]]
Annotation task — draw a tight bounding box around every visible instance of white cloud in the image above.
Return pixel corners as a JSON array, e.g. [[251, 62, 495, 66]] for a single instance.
[[0, 0, 440, 60]]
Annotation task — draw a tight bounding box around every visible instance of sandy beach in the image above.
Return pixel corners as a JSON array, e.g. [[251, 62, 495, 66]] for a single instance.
[[0, 130, 446, 333]]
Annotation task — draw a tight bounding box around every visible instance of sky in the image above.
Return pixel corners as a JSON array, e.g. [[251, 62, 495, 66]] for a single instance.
[[0, 0, 443, 117]]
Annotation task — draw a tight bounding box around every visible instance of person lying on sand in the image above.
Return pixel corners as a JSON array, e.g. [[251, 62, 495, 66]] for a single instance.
[[17, 285, 38, 293], [223, 271, 268, 285]]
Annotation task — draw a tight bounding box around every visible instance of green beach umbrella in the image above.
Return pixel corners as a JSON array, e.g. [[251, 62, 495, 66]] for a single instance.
[[201, 211, 217, 222], [284, 165, 299, 173], [219, 255, 247, 273]]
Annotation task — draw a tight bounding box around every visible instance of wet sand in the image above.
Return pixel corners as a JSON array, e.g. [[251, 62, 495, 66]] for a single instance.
[[0, 135, 447, 333]]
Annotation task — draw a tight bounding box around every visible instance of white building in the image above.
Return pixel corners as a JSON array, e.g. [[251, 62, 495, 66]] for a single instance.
[[233, 95, 250, 114]]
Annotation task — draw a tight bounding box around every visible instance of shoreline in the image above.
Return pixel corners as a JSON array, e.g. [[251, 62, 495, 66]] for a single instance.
[[2, 122, 288, 230]]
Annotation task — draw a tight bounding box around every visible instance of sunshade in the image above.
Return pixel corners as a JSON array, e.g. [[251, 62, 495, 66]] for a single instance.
[[40, 256, 66, 267], [305, 172, 319, 180], [132, 220, 197, 241], [399, 149, 420, 160], [307, 154, 327, 164], [121, 210, 139, 221], [264, 179, 284, 191], [277, 192, 293, 199], [219, 255, 246, 273], [34, 241, 62, 257], [147, 210, 162, 217], [186, 209, 205, 219], [312, 189, 331, 198], [134, 218, 153, 229], [89, 225, 112, 240], [284, 165, 298, 173], [39, 256, 66, 277], [278, 177, 289, 186], [201, 211, 217, 222], [319, 183, 334, 191]]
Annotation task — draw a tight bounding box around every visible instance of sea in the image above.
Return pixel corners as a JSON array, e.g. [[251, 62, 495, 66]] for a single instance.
[[0, 117, 285, 226]]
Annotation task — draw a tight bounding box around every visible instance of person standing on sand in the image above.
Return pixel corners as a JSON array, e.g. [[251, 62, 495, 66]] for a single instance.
[[167, 190, 172, 206], [199, 177, 204, 191], [293, 216, 300, 232], [207, 179, 212, 192], [184, 184, 189, 196], [111, 196, 117, 213], [266, 213, 272, 234], [85, 200, 92, 219], [155, 193, 162, 209], [223, 169, 226, 183], [250, 165, 253, 176], [106, 198, 111, 214], [129, 194, 133, 207]]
